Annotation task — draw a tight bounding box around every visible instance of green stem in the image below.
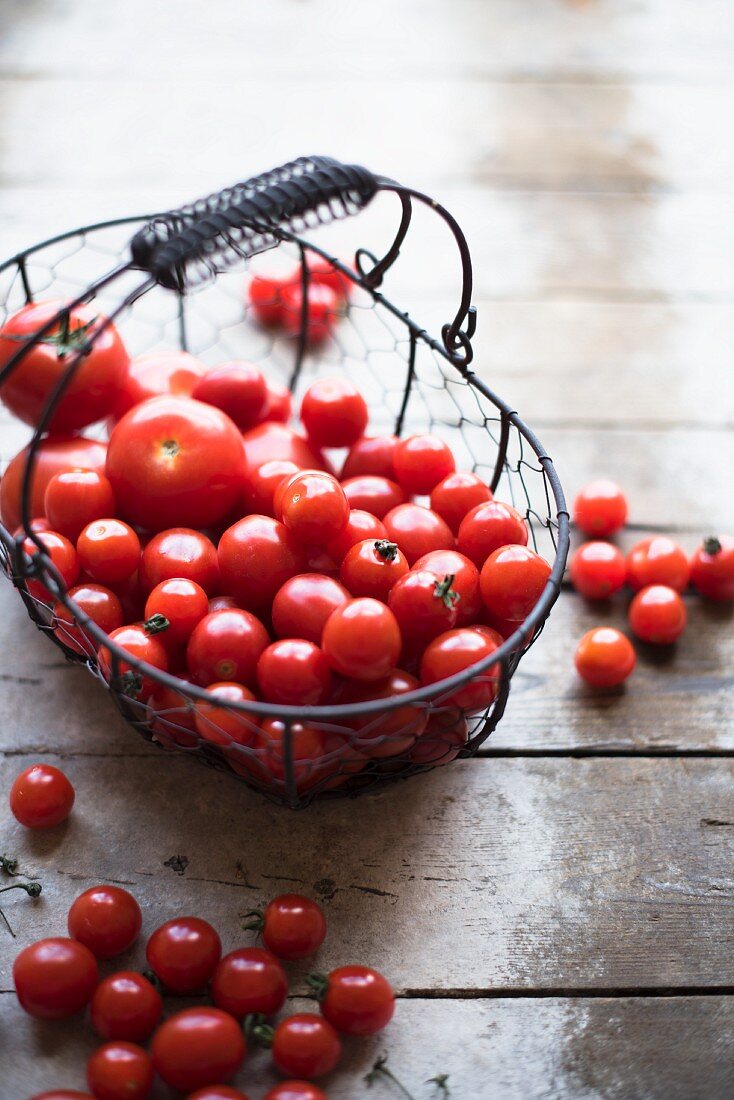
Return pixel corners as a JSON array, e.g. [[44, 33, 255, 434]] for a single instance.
[[365, 1055, 418, 1099], [0, 881, 42, 939], [0, 854, 19, 876], [375, 540, 399, 562]]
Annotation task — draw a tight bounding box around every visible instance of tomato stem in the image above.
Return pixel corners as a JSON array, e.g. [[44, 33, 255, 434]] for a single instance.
[[243, 1012, 274, 1046], [0, 881, 42, 939], [365, 1055, 418, 1099], [242, 908, 265, 935], [374, 540, 399, 562], [120, 670, 144, 697], [428, 1073, 451, 1095], [0, 854, 19, 876], [141, 969, 162, 992], [144, 613, 170, 636], [433, 573, 460, 610], [305, 972, 329, 1001], [704, 536, 722, 556]]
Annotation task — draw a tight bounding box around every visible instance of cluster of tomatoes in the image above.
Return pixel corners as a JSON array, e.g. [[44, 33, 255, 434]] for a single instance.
[[569, 479, 734, 687], [14, 883, 394, 1099]]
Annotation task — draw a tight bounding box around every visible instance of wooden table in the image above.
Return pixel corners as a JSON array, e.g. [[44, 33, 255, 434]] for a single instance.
[[1, 1, 733, 1096]]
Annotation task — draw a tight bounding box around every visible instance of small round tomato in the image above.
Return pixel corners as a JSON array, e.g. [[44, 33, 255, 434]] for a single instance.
[[192, 362, 267, 429], [326, 509, 387, 565], [341, 435, 398, 480], [242, 458, 301, 517], [456, 500, 528, 568], [569, 541, 626, 599], [258, 378, 293, 424], [22, 530, 79, 603], [151, 1006, 245, 1092], [0, 300, 129, 432], [53, 583, 123, 655], [249, 273, 291, 327], [480, 545, 552, 622], [283, 282, 339, 345], [186, 608, 269, 688], [322, 598, 401, 681], [412, 549, 482, 626], [139, 528, 219, 594], [690, 535, 734, 601], [242, 422, 333, 475], [113, 350, 207, 418], [628, 585, 687, 644], [573, 480, 628, 537], [408, 711, 469, 766], [254, 895, 327, 961], [272, 574, 350, 644], [212, 947, 288, 1018], [67, 885, 141, 960], [626, 536, 689, 592], [146, 917, 221, 994], [256, 720, 327, 791], [218, 515, 306, 611], [278, 470, 350, 544], [44, 469, 116, 543], [300, 379, 368, 447], [382, 504, 454, 566], [86, 1041, 153, 1100], [340, 475, 405, 518], [144, 577, 209, 648], [339, 539, 409, 601], [575, 627, 636, 687], [98, 624, 169, 699], [10, 763, 75, 828], [188, 1089, 252, 1100], [315, 965, 395, 1036], [393, 434, 455, 495], [430, 471, 492, 534], [1, 435, 107, 535], [342, 670, 427, 758], [272, 1015, 341, 1080], [304, 254, 353, 301], [388, 570, 460, 647], [90, 972, 163, 1042], [257, 640, 332, 706], [77, 518, 140, 585], [14, 937, 98, 1019], [420, 628, 500, 712], [28, 1092, 94, 1099], [264, 1084, 326, 1100], [194, 682, 259, 748], [209, 595, 239, 612], [148, 682, 199, 749]]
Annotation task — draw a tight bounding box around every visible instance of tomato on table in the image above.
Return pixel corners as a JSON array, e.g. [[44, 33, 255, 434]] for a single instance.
[[86, 1041, 153, 1100], [151, 1006, 246, 1092], [271, 1014, 341, 1080], [139, 528, 220, 594], [212, 947, 288, 1017], [10, 763, 75, 828], [341, 434, 398, 480], [249, 894, 327, 961], [257, 640, 332, 706], [0, 435, 107, 535], [456, 500, 528, 568], [67, 885, 141, 960], [573, 479, 628, 537], [113, 350, 207, 418], [44, 469, 116, 543], [569, 541, 627, 600], [146, 917, 221, 994], [382, 503, 454, 565], [28, 1092, 94, 1099], [144, 577, 209, 648], [340, 475, 405, 518], [264, 1084, 326, 1100], [53, 583, 123, 655], [388, 569, 460, 648], [90, 972, 163, 1042], [322, 598, 401, 681], [420, 628, 500, 712], [339, 538, 409, 601], [412, 548, 482, 626], [480, 545, 552, 622], [342, 669, 427, 758], [278, 470, 350, 544], [13, 937, 98, 1019], [430, 470, 492, 534], [186, 608, 269, 688], [272, 573, 350, 644], [628, 584, 687, 644], [300, 378, 368, 447], [626, 536, 689, 592], [77, 518, 140, 585], [218, 515, 306, 611], [311, 965, 395, 1036], [575, 627, 636, 687], [187, 1088, 252, 1100], [98, 624, 169, 699], [393, 434, 455, 495], [194, 681, 258, 748], [690, 535, 734, 600], [22, 530, 79, 603], [192, 361, 267, 429]]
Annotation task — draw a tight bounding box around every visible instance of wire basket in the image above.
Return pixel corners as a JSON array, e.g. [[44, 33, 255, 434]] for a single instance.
[[0, 155, 569, 808]]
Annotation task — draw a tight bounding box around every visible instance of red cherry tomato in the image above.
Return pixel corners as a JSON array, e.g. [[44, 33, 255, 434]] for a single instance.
[[257, 640, 332, 705], [113, 350, 207, 418], [12, 516, 52, 537], [382, 503, 454, 566], [326, 509, 388, 565], [573, 480, 628, 537], [575, 627, 636, 687], [188, 1089, 252, 1100], [0, 300, 129, 432], [626, 536, 690, 593], [272, 1015, 341, 1079], [67, 885, 141, 960], [300, 378, 369, 448], [278, 470, 350, 544], [22, 530, 79, 603], [151, 1006, 245, 1092], [241, 422, 333, 476], [430, 471, 492, 534], [628, 584, 687, 644], [272, 574, 350, 644], [192, 362, 267, 430], [144, 577, 209, 648], [409, 711, 469, 766], [256, 720, 327, 791], [282, 283, 340, 345], [304, 254, 353, 301], [90, 972, 163, 1042], [258, 378, 293, 424], [264, 1084, 326, 1100], [339, 538, 409, 601], [98, 624, 169, 699], [148, 683, 199, 749], [456, 500, 528, 568], [194, 682, 258, 748], [341, 475, 405, 518], [690, 535, 734, 601], [139, 528, 219, 595], [186, 608, 269, 688], [341, 434, 398, 480], [388, 570, 460, 647], [420, 628, 500, 711], [53, 583, 123, 655], [0, 435, 107, 534], [13, 937, 98, 1019], [317, 965, 395, 1036], [209, 595, 239, 612], [242, 458, 301, 517], [44, 469, 116, 543], [342, 670, 427, 758], [249, 273, 291, 327], [412, 549, 482, 626], [77, 518, 140, 585], [393, 434, 455, 495], [29, 1092, 93, 1099], [322, 598, 401, 681], [146, 917, 221, 994], [569, 541, 626, 599], [218, 516, 306, 611], [212, 947, 288, 1018], [480, 545, 552, 622], [10, 763, 75, 828], [257, 894, 327, 961], [86, 1041, 153, 1100]]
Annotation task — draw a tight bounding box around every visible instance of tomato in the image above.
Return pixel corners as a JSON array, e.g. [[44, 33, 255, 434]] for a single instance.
[[456, 500, 528, 568], [388, 570, 460, 647], [194, 681, 258, 748], [144, 577, 209, 648], [304, 254, 353, 301], [574, 627, 636, 687], [326, 509, 387, 565], [146, 917, 221, 994], [430, 471, 492, 534], [341, 476, 405, 518], [43, 469, 115, 543], [242, 422, 333, 476], [257, 640, 332, 705], [393, 434, 455, 495], [382, 504, 454, 566], [86, 1041, 153, 1100], [0, 435, 107, 535], [188, 1089, 251, 1100], [0, 300, 129, 432], [341, 435, 398, 481], [139, 528, 219, 594], [13, 937, 98, 1019], [151, 1007, 246, 1091], [271, 1015, 341, 1080], [264, 1085, 326, 1100], [90, 972, 163, 1042], [148, 683, 199, 749], [412, 549, 482, 626], [322, 598, 401, 681], [573, 479, 628, 537], [53, 583, 123, 655], [22, 530, 79, 603], [272, 574, 350, 644], [249, 273, 291, 327], [243, 458, 301, 517], [339, 539, 408, 601], [420, 628, 500, 711], [113, 350, 207, 418], [569, 541, 626, 599], [314, 965, 395, 1036], [186, 608, 269, 688], [408, 711, 468, 766], [628, 584, 687, 644], [10, 763, 75, 828], [256, 720, 327, 790], [258, 378, 293, 424], [67, 885, 141, 960], [283, 282, 340, 345], [77, 519, 140, 585], [192, 362, 267, 429], [690, 535, 734, 601], [278, 470, 350, 544], [342, 670, 427, 757], [254, 894, 327, 961], [300, 378, 368, 448], [218, 516, 306, 611], [98, 624, 169, 699], [29, 1093, 93, 1099], [626, 536, 689, 592], [480, 545, 551, 622], [209, 595, 239, 612], [212, 947, 288, 1018], [12, 516, 51, 537], [107, 396, 246, 532]]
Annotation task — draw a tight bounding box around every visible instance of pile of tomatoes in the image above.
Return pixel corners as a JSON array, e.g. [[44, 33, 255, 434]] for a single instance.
[[0, 285, 554, 795]]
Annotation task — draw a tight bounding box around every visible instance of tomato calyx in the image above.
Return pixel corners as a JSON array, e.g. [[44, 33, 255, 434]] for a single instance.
[[0, 879, 42, 938], [161, 439, 180, 459], [241, 908, 265, 935], [365, 1054, 419, 1099], [704, 536, 723, 556], [120, 670, 144, 698], [433, 573, 460, 611], [0, 853, 19, 875], [374, 539, 399, 562], [305, 972, 329, 1001], [5, 312, 100, 360], [141, 968, 163, 992], [243, 1011, 274, 1046], [143, 613, 170, 636]]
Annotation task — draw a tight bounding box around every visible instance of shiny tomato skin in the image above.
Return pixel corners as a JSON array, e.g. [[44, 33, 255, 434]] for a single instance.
[[382, 504, 454, 566], [258, 378, 293, 424], [257, 639, 332, 706], [256, 719, 328, 790], [113, 350, 206, 418], [13, 937, 98, 1019], [272, 574, 350, 644], [144, 577, 209, 648], [412, 548, 482, 627], [300, 378, 368, 448], [626, 536, 690, 593], [319, 965, 395, 1036], [260, 895, 327, 961], [188, 1089, 252, 1100], [420, 628, 500, 711], [77, 518, 141, 585], [53, 583, 123, 655], [326, 509, 387, 565], [0, 435, 107, 535], [690, 535, 734, 601], [408, 711, 469, 766], [430, 471, 492, 534], [628, 584, 687, 644], [218, 515, 306, 611], [263, 1085, 326, 1100], [148, 683, 199, 749], [44, 469, 116, 543], [575, 627, 636, 687], [388, 569, 460, 647], [322, 598, 401, 681], [29, 1092, 94, 1099], [573, 480, 628, 538], [249, 273, 291, 327], [192, 362, 267, 430], [146, 917, 222, 994], [393, 434, 455, 495], [90, 972, 163, 1042], [10, 763, 75, 828], [342, 670, 427, 758], [212, 947, 288, 1018], [278, 470, 350, 544], [480, 545, 552, 622], [569, 541, 627, 600], [0, 300, 129, 432], [194, 681, 258, 748], [241, 422, 334, 476], [341, 475, 405, 518], [456, 500, 528, 568], [271, 1015, 341, 1080], [98, 624, 169, 698], [304, 254, 353, 301], [341, 435, 398, 480], [67, 885, 142, 960], [139, 528, 219, 595], [22, 530, 79, 603], [340, 538, 409, 601], [86, 1041, 153, 1100], [151, 1006, 245, 1091], [282, 283, 340, 345], [186, 609, 269, 688], [242, 458, 301, 517]]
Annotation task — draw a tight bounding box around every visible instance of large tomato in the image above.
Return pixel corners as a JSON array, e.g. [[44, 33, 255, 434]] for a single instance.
[[0, 300, 129, 432], [241, 422, 334, 476], [113, 350, 207, 419], [106, 396, 246, 531], [1, 436, 107, 534]]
